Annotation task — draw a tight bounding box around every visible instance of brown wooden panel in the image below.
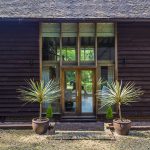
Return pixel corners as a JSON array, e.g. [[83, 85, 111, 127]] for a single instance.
[[0, 21, 39, 120], [118, 22, 150, 118]]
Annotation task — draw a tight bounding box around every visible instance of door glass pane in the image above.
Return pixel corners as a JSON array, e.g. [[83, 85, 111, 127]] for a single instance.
[[81, 70, 93, 113], [64, 71, 76, 112]]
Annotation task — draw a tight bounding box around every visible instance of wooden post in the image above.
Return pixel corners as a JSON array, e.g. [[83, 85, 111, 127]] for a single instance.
[[77, 23, 80, 66]]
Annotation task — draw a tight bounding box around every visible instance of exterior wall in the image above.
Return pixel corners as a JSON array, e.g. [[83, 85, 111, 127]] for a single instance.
[[0, 21, 150, 121], [118, 22, 150, 119], [0, 21, 39, 121]]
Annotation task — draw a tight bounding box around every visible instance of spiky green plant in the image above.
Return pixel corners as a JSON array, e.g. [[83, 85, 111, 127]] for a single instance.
[[106, 106, 113, 120], [97, 80, 143, 121], [46, 104, 53, 119], [18, 79, 60, 121]]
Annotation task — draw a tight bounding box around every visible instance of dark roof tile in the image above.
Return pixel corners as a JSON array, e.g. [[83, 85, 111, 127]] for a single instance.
[[0, 0, 149, 19]]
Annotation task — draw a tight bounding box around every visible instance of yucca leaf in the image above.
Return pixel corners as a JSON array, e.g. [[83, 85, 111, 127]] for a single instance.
[[97, 80, 143, 120]]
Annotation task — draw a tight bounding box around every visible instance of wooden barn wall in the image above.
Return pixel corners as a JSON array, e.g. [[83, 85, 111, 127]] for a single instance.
[[0, 21, 39, 121], [118, 22, 150, 119]]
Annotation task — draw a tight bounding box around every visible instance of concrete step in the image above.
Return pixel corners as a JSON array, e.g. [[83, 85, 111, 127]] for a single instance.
[[0, 122, 31, 129], [61, 116, 97, 122]]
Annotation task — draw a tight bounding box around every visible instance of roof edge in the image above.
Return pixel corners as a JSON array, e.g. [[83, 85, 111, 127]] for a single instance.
[[0, 17, 150, 22]]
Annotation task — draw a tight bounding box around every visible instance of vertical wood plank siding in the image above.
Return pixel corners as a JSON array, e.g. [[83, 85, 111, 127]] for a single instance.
[[0, 22, 39, 120], [118, 22, 150, 118]]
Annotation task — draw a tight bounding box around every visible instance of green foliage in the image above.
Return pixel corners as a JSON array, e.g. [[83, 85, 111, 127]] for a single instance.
[[106, 106, 113, 120], [18, 79, 60, 104], [18, 79, 60, 120], [97, 80, 143, 120], [46, 104, 53, 119]]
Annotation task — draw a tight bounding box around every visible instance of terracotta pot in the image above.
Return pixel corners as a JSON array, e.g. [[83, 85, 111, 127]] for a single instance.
[[113, 119, 131, 135], [32, 118, 49, 135]]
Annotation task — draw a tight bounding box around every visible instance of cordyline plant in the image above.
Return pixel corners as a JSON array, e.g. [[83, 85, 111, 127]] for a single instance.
[[97, 79, 143, 121], [18, 79, 60, 121]]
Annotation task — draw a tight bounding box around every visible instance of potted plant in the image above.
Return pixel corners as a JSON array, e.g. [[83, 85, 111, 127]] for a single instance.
[[18, 79, 60, 135], [97, 80, 143, 135], [106, 106, 113, 122]]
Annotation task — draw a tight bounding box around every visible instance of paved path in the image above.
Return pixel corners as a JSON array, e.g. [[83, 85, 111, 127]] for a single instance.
[[55, 122, 104, 131]]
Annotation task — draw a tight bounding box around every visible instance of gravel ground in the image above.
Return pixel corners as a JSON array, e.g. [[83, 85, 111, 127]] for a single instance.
[[0, 129, 150, 150]]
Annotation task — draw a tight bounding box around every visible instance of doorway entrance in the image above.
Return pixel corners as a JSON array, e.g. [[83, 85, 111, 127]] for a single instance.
[[61, 68, 96, 116]]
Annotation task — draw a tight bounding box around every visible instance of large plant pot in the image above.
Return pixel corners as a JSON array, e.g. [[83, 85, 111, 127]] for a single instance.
[[32, 118, 49, 135], [113, 119, 131, 135]]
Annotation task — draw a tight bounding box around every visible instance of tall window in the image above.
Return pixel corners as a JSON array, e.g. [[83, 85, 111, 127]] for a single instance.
[[42, 37, 60, 60], [62, 23, 77, 64], [42, 23, 115, 63], [62, 37, 77, 61], [97, 37, 115, 60], [80, 37, 95, 61], [42, 65, 60, 113], [79, 23, 95, 64], [97, 23, 115, 60], [99, 65, 114, 113], [42, 23, 60, 61]]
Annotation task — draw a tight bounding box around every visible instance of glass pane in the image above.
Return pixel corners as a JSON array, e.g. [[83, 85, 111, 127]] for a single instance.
[[100, 66, 114, 113], [81, 70, 93, 113], [42, 37, 60, 61], [80, 37, 95, 62], [97, 37, 115, 60], [80, 23, 95, 37], [101, 66, 108, 81], [42, 66, 60, 113], [62, 37, 77, 62], [42, 23, 60, 37], [64, 71, 76, 112], [97, 23, 114, 37], [62, 23, 77, 37]]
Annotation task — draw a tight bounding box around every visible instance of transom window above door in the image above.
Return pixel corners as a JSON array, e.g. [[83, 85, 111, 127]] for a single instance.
[[41, 23, 115, 66]]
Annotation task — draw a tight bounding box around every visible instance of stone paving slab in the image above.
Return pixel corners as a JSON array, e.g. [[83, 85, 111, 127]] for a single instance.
[[48, 131, 115, 140], [54, 122, 104, 131]]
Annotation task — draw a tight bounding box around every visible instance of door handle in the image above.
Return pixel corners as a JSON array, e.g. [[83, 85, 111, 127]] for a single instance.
[[77, 91, 79, 97]]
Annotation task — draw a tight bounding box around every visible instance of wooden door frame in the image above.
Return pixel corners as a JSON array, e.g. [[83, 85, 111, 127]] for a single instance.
[[61, 67, 96, 116]]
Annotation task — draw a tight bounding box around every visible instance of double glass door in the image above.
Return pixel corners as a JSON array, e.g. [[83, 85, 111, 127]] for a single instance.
[[62, 69, 95, 115]]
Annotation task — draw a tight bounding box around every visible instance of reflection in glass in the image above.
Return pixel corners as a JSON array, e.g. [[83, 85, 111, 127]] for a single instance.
[[42, 66, 60, 113], [81, 70, 93, 113], [100, 66, 114, 113], [42, 37, 60, 61], [64, 71, 76, 112], [97, 37, 115, 60], [62, 37, 76, 62], [80, 37, 95, 61]]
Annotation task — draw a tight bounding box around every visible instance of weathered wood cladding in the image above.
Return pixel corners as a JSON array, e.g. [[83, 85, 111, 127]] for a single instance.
[[118, 22, 150, 118], [0, 22, 39, 120]]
